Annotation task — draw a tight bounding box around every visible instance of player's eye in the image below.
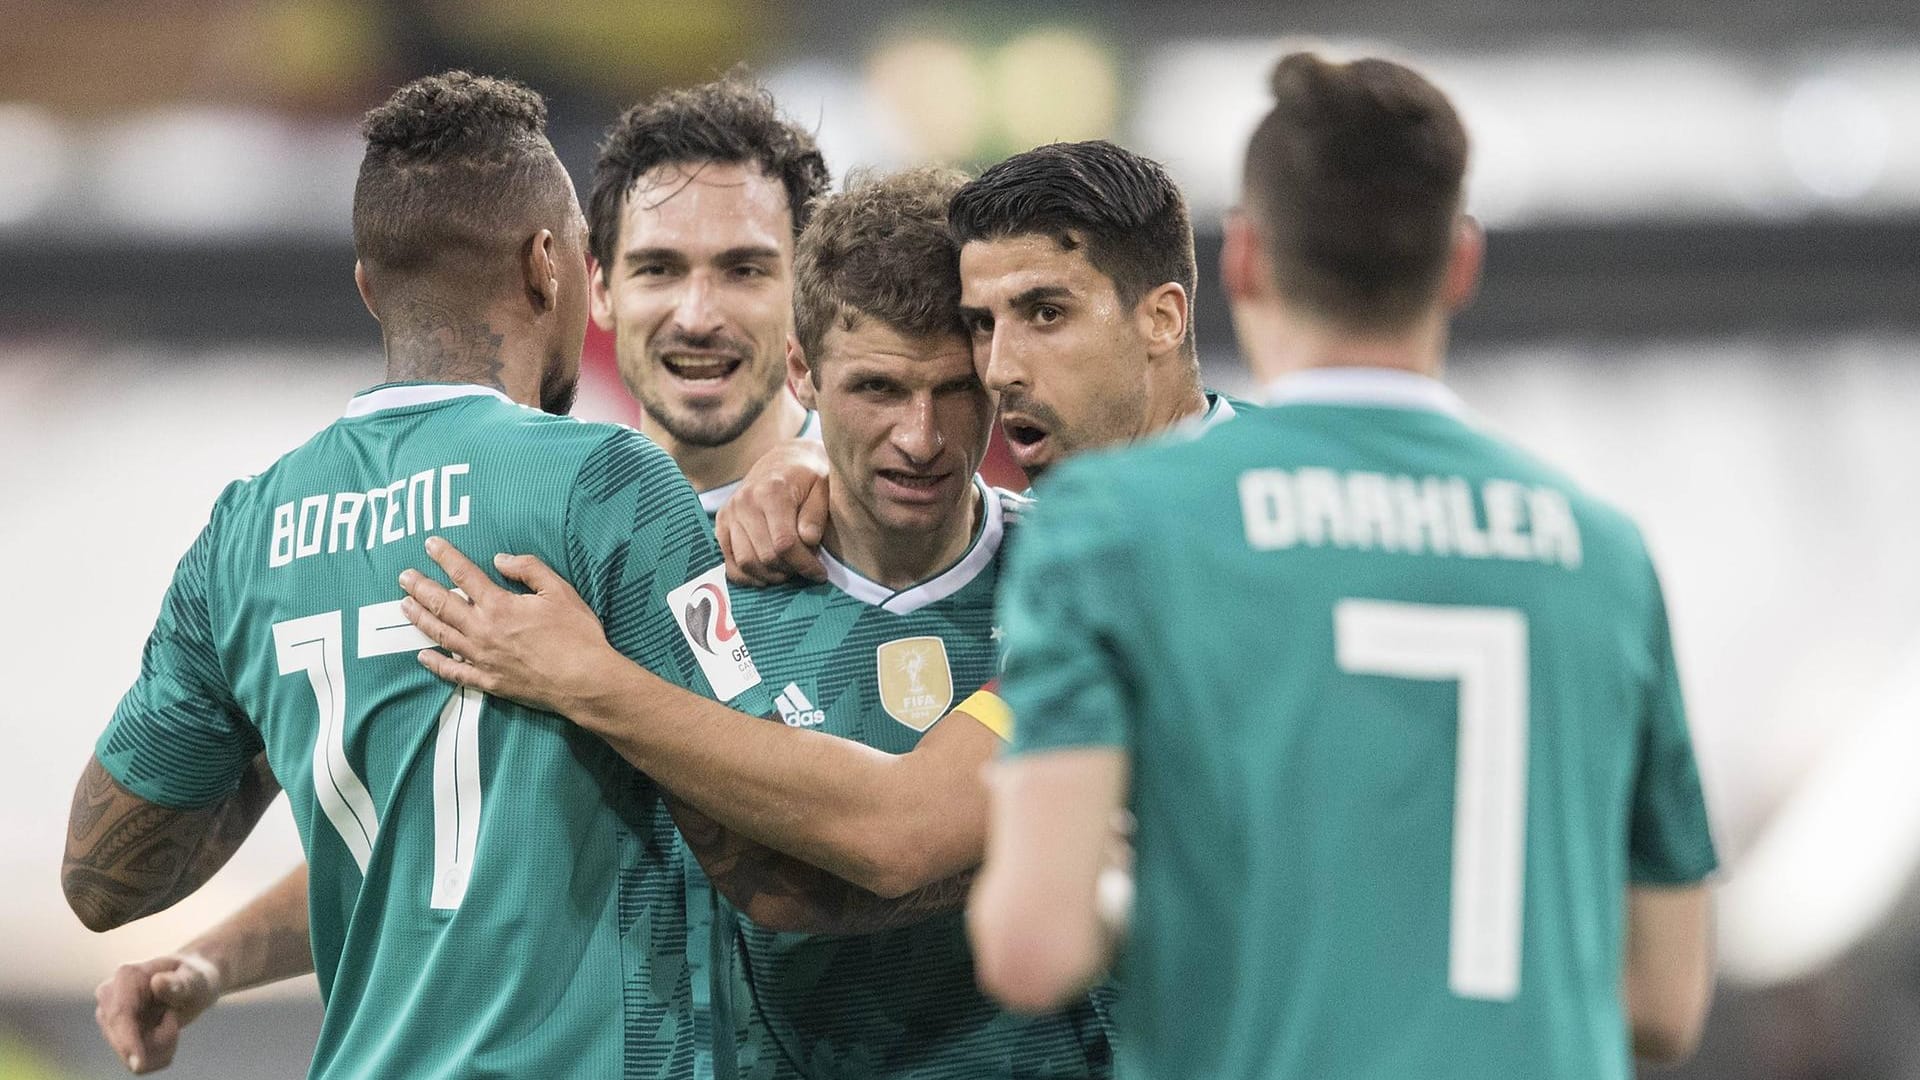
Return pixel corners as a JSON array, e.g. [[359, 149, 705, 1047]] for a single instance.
[[1033, 304, 1063, 325], [968, 314, 994, 337], [730, 264, 769, 280]]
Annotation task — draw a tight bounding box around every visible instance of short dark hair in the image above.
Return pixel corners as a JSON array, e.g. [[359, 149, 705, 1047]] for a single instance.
[[947, 140, 1197, 352], [794, 167, 969, 371], [353, 71, 571, 277], [588, 75, 832, 279], [1244, 53, 1469, 331]]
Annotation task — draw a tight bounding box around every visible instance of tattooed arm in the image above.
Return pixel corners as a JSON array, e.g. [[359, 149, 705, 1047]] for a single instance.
[[668, 798, 973, 935], [63, 753, 280, 933]]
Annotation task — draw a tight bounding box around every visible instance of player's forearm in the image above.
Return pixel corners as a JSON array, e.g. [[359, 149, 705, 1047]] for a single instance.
[[180, 864, 316, 996], [670, 798, 973, 934], [64, 755, 276, 933], [575, 658, 958, 895], [971, 753, 1124, 1013]]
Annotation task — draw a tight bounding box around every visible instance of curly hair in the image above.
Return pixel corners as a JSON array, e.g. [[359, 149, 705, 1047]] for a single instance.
[[793, 167, 970, 371], [587, 75, 832, 279], [352, 71, 572, 275]]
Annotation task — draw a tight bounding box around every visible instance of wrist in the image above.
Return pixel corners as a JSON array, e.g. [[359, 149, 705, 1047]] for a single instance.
[[175, 947, 228, 996], [567, 649, 652, 735]]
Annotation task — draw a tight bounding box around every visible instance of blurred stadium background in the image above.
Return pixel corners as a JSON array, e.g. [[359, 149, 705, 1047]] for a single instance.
[[4, 0, 1919, 1076]]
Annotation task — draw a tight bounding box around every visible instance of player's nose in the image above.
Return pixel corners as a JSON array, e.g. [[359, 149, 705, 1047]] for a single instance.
[[891, 394, 945, 465], [669, 274, 724, 338], [980, 324, 1027, 392]]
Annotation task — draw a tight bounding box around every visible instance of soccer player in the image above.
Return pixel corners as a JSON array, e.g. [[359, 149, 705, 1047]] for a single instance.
[[88, 76, 832, 1079], [718, 140, 1245, 581], [64, 72, 775, 1078], [969, 52, 1718, 1080], [396, 168, 1116, 1079]]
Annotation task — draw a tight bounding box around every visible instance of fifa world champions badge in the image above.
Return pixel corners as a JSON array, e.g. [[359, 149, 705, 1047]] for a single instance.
[[877, 636, 954, 731]]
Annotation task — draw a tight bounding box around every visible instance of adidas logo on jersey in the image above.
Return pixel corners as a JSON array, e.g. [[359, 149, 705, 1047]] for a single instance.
[[775, 684, 826, 728]]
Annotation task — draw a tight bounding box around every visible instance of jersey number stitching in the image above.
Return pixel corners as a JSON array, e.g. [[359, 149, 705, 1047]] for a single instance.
[[1335, 599, 1530, 1002], [272, 600, 485, 911]]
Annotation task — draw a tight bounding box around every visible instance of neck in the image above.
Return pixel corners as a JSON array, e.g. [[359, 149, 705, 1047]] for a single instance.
[[1140, 357, 1210, 437], [382, 293, 544, 408], [645, 392, 807, 494], [823, 481, 980, 591], [1241, 301, 1448, 386]]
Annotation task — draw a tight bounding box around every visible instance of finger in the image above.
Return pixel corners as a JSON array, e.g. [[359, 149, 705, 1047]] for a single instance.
[[138, 1011, 182, 1073], [151, 968, 208, 1013], [739, 515, 786, 587], [494, 553, 578, 601], [417, 648, 494, 693], [397, 569, 474, 633], [797, 472, 830, 546], [399, 597, 481, 660], [717, 519, 744, 583], [95, 975, 153, 1072], [720, 513, 771, 587], [423, 537, 503, 605]]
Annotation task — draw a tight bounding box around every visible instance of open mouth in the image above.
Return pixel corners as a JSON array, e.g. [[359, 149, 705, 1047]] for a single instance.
[[1004, 421, 1047, 448], [660, 354, 743, 384]]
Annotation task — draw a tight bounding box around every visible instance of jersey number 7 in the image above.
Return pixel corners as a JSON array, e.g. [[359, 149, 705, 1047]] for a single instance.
[[1335, 599, 1530, 1003], [273, 600, 485, 911]]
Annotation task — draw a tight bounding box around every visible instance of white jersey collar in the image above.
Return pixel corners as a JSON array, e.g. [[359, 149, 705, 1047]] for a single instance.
[[1171, 389, 1239, 438], [820, 475, 1002, 615], [345, 383, 514, 418], [1264, 367, 1465, 417], [696, 410, 823, 517]]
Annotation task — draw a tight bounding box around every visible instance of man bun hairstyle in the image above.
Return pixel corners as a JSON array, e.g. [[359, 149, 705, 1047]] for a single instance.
[[1245, 52, 1469, 331], [588, 75, 832, 280], [353, 71, 572, 278], [946, 140, 1197, 354], [794, 167, 970, 373]]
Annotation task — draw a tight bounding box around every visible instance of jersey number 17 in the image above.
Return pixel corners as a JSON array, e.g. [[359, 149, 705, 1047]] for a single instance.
[[273, 600, 484, 911]]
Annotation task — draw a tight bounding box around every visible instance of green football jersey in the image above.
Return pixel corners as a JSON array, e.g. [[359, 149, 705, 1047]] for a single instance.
[[1002, 369, 1717, 1080], [684, 409, 824, 1080], [96, 382, 774, 1080], [722, 480, 1114, 1080]]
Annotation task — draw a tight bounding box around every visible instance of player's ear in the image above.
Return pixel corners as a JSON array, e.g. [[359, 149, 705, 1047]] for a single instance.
[[354, 260, 379, 321], [1440, 215, 1485, 314], [1220, 209, 1264, 305], [523, 229, 559, 314], [787, 336, 817, 409], [1138, 281, 1189, 361], [588, 256, 617, 331]]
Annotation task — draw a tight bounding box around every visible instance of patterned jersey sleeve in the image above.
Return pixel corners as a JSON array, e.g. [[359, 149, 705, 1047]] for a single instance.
[[96, 495, 262, 809], [564, 429, 773, 715], [1627, 558, 1719, 884], [999, 459, 1138, 757]]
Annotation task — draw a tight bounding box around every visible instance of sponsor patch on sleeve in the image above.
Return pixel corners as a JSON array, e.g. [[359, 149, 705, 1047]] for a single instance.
[[666, 564, 764, 702]]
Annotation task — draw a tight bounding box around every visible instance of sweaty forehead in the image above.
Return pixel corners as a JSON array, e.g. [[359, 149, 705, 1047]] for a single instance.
[[824, 318, 975, 378], [958, 233, 1109, 307], [621, 161, 793, 255]]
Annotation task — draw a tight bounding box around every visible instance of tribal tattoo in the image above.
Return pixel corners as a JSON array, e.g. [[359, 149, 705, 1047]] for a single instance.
[[63, 754, 281, 932], [669, 797, 974, 936]]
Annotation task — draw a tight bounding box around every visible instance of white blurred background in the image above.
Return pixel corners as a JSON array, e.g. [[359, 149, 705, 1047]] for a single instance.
[[3, 2, 1918, 1076]]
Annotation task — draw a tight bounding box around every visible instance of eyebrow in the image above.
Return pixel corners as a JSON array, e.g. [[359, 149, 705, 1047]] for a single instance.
[[623, 245, 783, 266], [1009, 285, 1074, 309]]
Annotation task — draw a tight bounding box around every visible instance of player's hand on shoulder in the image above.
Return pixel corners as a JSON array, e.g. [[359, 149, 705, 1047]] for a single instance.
[[716, 437, 831, 586], [398, 536, 617, 717], [94, 951, 221, 1074]]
